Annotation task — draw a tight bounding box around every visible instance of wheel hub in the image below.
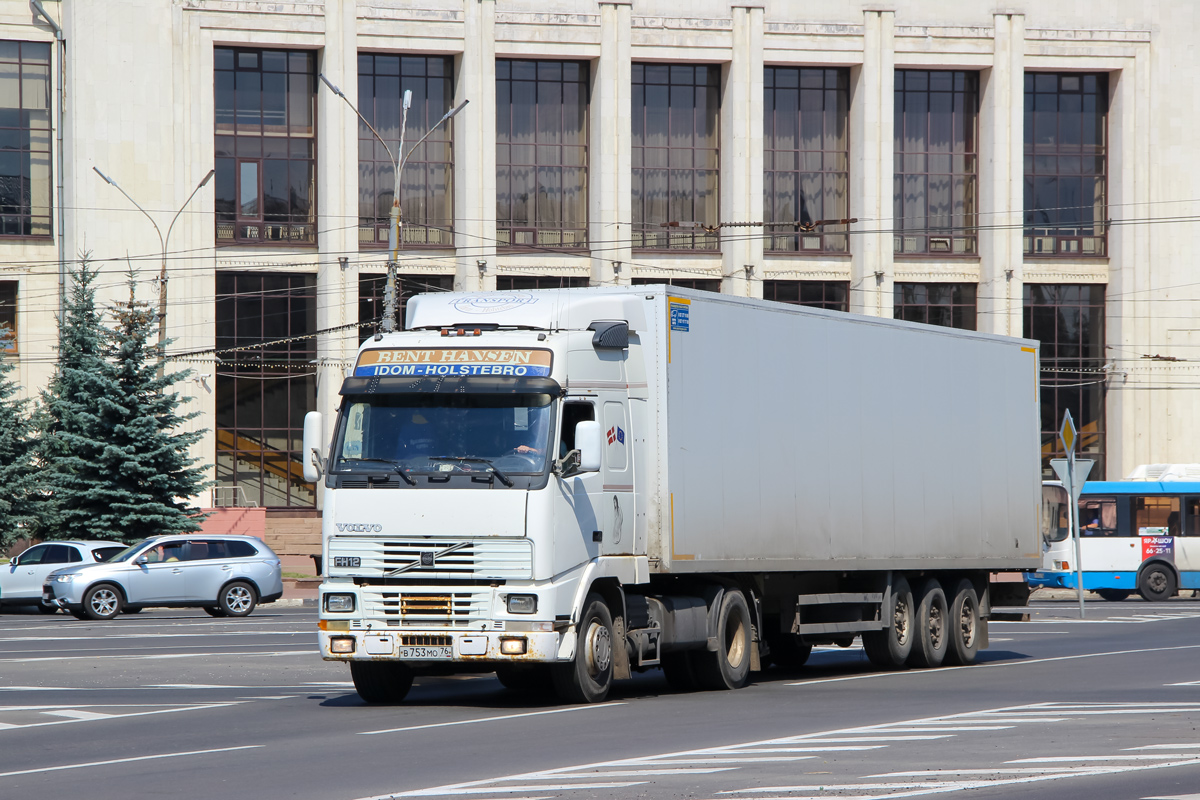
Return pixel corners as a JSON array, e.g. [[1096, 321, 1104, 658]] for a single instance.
[[584, 621, 612, 676], [928, 604, 944, 649]]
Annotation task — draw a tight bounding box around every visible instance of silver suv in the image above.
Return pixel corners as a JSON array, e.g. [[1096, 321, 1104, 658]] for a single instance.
[[43, 535, 284, 620]]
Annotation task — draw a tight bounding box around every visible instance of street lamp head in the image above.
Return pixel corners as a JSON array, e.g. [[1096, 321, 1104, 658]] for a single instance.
[[318, 73, 346, 99], [93, 166, 116, 187], [402, 89, 413, 111], [199, 168, 216, 188]]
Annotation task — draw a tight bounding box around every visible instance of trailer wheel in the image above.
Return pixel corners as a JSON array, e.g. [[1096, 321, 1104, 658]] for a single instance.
[[694, 589, 753, 690], [862, 573, 914, 669], [1138, 564, 1177, 602], [945, 579, 980, 666], [350, 661, 414, 704], [552, 593, 614, 703], [1096, 588, 1131, 602], [908, 578, 948, 668], [495, 664, 553, 693]]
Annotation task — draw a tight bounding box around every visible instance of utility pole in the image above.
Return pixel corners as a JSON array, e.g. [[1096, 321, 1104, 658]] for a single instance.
[[320, 73, 467, 332], [94, 166, 215, 378]]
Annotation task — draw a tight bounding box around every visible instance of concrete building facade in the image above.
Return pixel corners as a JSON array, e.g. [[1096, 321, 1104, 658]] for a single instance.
[[1, 0, 1197, 535]]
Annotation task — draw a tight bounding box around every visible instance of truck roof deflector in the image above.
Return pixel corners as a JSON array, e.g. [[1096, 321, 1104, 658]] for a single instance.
[[588, 320, 629, 350]]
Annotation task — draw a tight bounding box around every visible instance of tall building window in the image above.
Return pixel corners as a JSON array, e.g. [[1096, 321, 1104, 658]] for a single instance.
[[763, 280, 849, 312], [0, 280, 15, 352], [1024, 284, 1106, 477], [215, 273, 316, 508], [358, 273, 454, 339], [632, 64, 720, 251], [496, 60, 589, 249], [495, 276, 589, 290], [893, 283, 977, 330], [894, 70, 978, 255], [359, 54, 453, 249], [0, 41, 51, 237], [630, 277, 721, 292], [214, 48, 316, 245], [1024, 73, 1108, 257], [763, 67, 849, 254]]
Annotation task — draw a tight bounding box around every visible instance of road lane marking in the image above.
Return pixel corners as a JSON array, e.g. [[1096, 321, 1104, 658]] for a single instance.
[[1011, 755, 1200, 762], [786, 643, 1200, 686], [387, 783, 649, 797], [0, 703, 242, 732], [0, 631, 309, 642], [0, 650, 311, 663], [360, 704, 626, 735], [1129, 744, 1200, 750], [0, 745, 264, 778], [40, 709, 114, 720]]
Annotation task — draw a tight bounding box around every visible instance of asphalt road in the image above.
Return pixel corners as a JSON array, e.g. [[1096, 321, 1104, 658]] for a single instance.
[[3, 598, 1200, 800]]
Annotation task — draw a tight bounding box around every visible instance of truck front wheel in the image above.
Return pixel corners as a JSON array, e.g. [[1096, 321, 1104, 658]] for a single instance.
[[863, 573, 914, 669], [350, 661, 414, 704], [552, 593, 614, 703], [694, 589, 753, 690]]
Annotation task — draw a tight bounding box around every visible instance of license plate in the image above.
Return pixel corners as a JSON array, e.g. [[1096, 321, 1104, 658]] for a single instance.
[[398, 646, 452, 660], [332, 556, 360, 568]]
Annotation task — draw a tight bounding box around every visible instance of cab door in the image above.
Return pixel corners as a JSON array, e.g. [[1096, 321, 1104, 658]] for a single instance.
[[599, 398, 635, 556], [549, 397, 604, 575]]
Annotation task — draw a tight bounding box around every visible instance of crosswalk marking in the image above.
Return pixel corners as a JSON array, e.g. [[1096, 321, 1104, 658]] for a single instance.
[[41, 709, 114, 721]]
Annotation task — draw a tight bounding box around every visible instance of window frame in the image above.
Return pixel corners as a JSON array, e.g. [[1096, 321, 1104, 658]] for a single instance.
[[1023, 72, 1109, 258], [763, 66, 850, 255], [632, 63, 721, 252], [358, 273, 454, 340], [0, 280, 15, 353], [893, 282, 978, 330], [893, 69, 979, 257], [214, 47, 318, 247], [762, 279, 849, 312], [495, 59, 591, 251]]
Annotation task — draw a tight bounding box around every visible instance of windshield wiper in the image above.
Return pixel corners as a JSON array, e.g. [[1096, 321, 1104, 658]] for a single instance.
[[427, 456, 514, 487], [338, 457, 417, 486]]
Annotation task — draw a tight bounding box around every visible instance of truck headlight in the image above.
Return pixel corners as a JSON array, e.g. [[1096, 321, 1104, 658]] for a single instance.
[[506, 594, 537, 614], [324, 594, 356, 612], [329, 637, 355, 654], [500, 637, 527, 655]]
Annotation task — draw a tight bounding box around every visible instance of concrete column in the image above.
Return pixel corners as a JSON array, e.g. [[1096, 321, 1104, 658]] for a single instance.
[[314, 0, 359, 507], [978, 13, 1024, 337], [456, 0, 497, 291], [591, 2, 632, 287], [721, 5, 765, 298], [849, 9, 894, 317]]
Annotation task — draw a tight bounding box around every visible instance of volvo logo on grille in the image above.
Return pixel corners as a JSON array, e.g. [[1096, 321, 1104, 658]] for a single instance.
[[420, 552, 436, 567], [335, 523, 383, 533]]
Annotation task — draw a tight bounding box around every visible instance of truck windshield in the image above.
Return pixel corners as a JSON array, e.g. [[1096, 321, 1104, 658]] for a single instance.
[[333, 393, 554, 476]]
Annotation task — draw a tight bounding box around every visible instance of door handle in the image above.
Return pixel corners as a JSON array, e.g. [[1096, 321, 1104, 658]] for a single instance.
[[172, 568, 183, 574], [221, 565, 232, 571]]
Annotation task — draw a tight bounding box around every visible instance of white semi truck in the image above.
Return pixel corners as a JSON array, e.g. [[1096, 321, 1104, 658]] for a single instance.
[[305, 286, 1042, 703]]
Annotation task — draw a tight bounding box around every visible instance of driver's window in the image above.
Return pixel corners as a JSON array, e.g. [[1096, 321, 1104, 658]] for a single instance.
[[16, 545, 47, 565], [560, 401, 595, 459]]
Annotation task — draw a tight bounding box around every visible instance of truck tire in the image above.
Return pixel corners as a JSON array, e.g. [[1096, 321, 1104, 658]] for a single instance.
[[1138, 564, 1176, 602], [945, 579, 980, 666], [694, 589, 753, 690], [908, 578, 948, 668], [552, 593, 614, 703], [350, 661, 414, 704], [495, 665, 552, 693], [863, 573, 914, 669]]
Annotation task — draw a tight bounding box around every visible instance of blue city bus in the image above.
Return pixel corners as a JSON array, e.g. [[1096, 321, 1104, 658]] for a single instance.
[[1028, 480, 1200, 601]]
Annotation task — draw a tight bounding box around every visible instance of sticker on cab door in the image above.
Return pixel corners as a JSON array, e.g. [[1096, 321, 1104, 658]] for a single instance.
[[607, 426, 625, 445]]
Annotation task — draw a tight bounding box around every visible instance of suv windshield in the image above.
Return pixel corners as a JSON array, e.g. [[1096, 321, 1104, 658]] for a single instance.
[[334, 393, 554, 477], [106, 539, 157, 563]]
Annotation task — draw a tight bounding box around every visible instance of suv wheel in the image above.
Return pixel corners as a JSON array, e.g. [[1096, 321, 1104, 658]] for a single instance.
[[82, 584, 122, 620], [219, 581, 257, 617]]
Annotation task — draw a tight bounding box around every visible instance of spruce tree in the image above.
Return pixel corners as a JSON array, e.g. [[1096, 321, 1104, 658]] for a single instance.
[[38, 260, 111, 540], [92, 275, 208, 540], [0, 344, 39, 548]]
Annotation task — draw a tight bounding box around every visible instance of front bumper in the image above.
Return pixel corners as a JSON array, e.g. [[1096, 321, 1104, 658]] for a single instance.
[[318, 627, 562, 663], [42, 582, 83, 608]]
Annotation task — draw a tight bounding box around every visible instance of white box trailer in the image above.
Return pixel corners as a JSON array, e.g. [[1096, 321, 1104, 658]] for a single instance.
[[306, 286, 1042, 704]]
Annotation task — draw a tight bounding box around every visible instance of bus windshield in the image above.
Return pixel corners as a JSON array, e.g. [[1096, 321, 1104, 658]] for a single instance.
[[333, 393, 554, 476]]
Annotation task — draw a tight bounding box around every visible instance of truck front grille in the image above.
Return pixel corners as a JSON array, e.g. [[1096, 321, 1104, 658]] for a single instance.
[[359, 587, 489, 627], [328, 537, 533, 580]]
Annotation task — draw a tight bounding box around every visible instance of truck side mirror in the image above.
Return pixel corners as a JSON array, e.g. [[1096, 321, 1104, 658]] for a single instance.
[[575, 420, 602, 472], [302, 411, 325, 483]]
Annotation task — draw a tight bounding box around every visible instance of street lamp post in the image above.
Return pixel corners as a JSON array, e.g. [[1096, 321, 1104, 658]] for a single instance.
[[94, 166, 215, 378], [320, 73, 467, 332]]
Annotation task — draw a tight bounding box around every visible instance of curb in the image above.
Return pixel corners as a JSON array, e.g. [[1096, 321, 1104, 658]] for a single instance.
[[269, 598, 318, 608]]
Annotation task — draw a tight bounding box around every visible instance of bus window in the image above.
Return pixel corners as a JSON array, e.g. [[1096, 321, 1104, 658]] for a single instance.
[[1131, 495, 1179, 536], [1184, 497, 1200, 536], [1079, 497, 1118, 536]]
